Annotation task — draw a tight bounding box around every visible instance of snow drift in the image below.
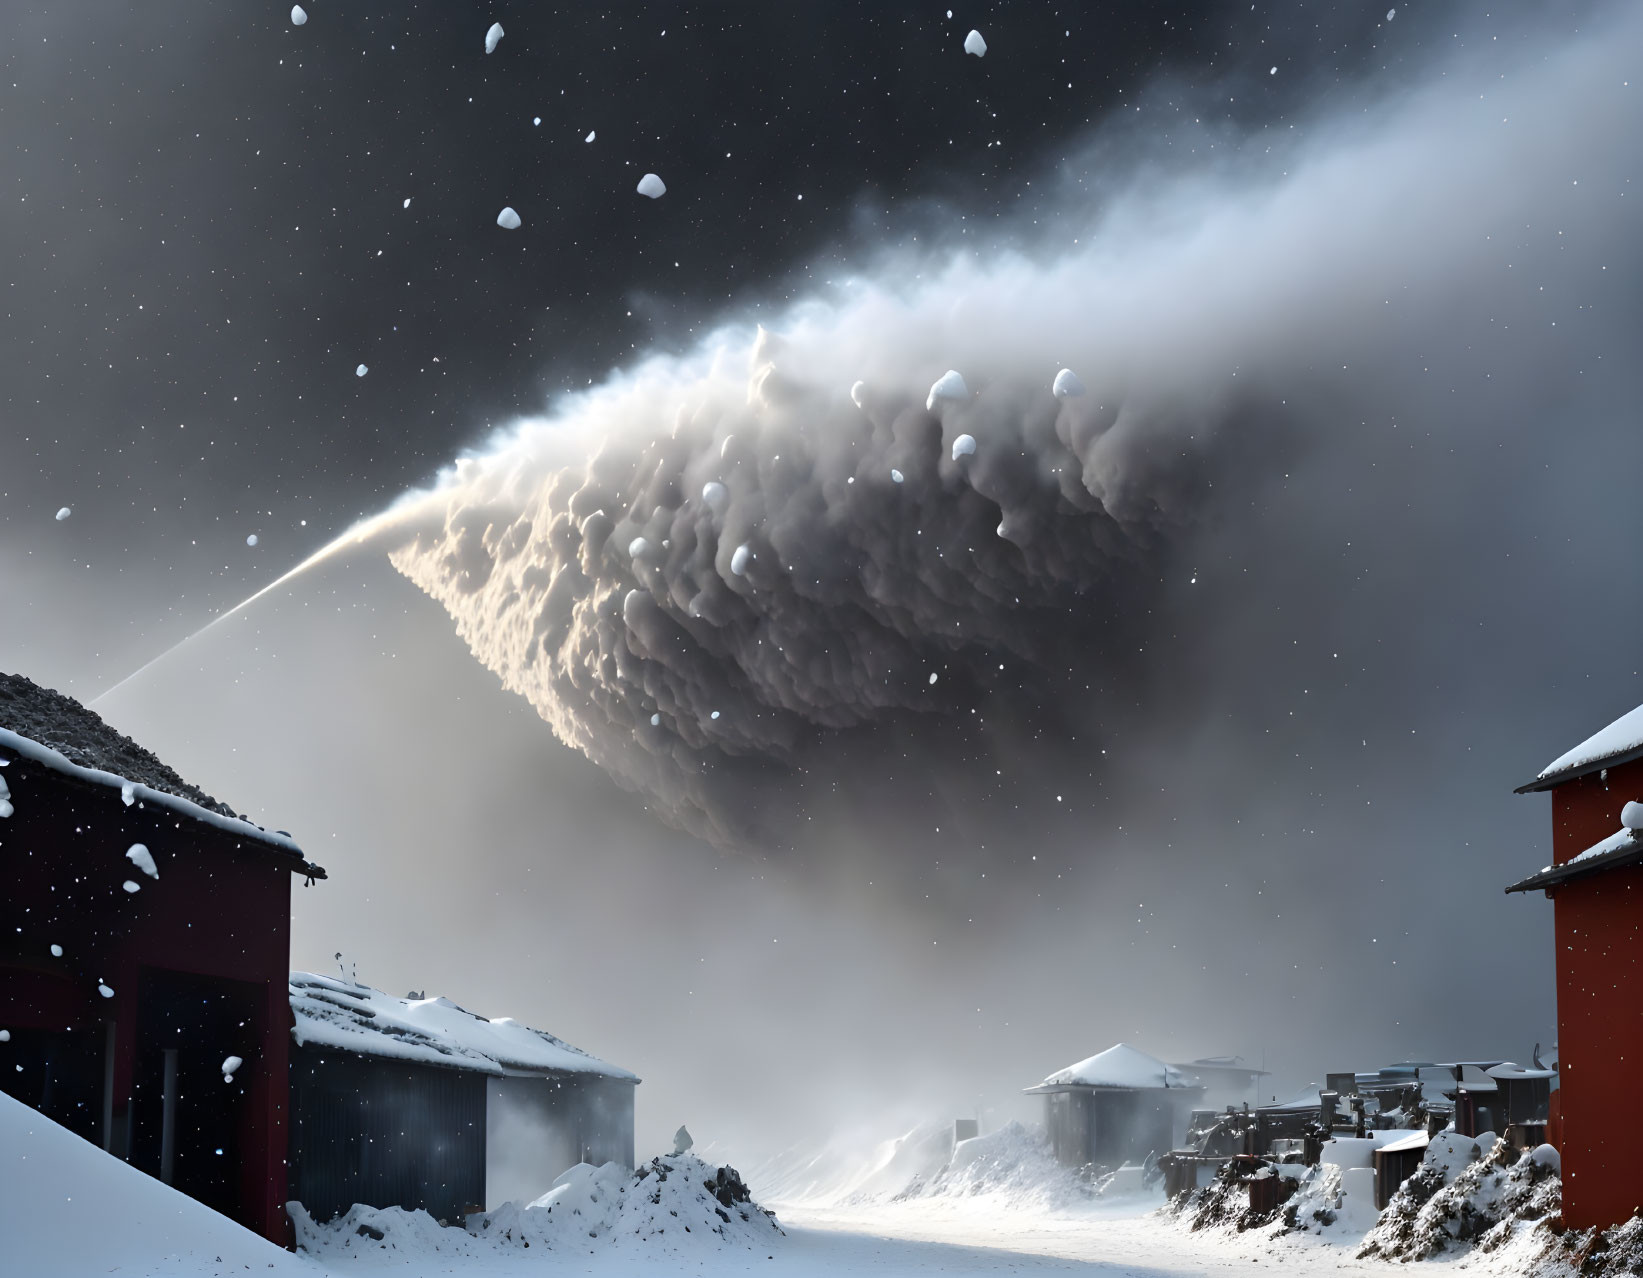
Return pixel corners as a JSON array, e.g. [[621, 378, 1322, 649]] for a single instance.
[[0, 1091, 309, 1278], [753, 1120, 1098, 1214]]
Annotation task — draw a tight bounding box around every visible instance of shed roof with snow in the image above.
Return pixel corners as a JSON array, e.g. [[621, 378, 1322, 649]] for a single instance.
[[1516, 701, 1643, 792], [288, 973, 638, 1081], [1025, 1042, 1199, 1094], [0, 671, 318, 871]]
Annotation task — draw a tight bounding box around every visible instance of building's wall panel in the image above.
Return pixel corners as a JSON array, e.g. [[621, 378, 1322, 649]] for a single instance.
[[289, 1046, 487, 1224], [1553, 863, 1643, 1229], [486, 1074, 637, 1208], [0, 756, 297, 1244]]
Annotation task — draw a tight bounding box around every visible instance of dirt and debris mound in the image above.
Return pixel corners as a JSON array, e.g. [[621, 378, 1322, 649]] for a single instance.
[[1175, 1158, 1301, 1234], [0, 672, 238, 818], [1358, 1139, 1561, 1261], [291, 1154, 783, 1263]]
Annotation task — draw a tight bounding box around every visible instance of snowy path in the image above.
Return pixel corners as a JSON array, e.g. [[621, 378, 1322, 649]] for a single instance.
[[776, 1199, 1424, 1277]]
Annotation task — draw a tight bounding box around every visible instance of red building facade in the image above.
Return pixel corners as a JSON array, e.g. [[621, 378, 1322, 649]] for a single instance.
[[1509, 709, 1643, 1231], [0, 728, 323, 1245]]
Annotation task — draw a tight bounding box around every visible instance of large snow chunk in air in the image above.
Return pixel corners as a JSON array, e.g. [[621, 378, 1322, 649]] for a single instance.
[[926, 369, 969, 411], [496, 206, 522, 230], [1036, 1042, 1195, 1090], [354, 363, 368, 378], [701, 480, 727, 511], [1052, 368, 1087, 398], [54, 507, 71, 521], [290, 5, 307, 26], [951, 433, 976, 461], [287, 972, 636, 1078], [964, 29, 988, 57], [730, 543, 752, 576], [485, 22, 504, 54], [636, 173, 667, 199], [125, 842, 159, 879]]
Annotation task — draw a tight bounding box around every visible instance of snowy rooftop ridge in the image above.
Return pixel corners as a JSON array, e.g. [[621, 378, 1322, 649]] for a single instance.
[[0, 672, 243, 817], [288, 973, 639, 1081], [0, 725, 305, 858], [1520, 700, 1643, 791], [1028, 1042, 1200, 1092]]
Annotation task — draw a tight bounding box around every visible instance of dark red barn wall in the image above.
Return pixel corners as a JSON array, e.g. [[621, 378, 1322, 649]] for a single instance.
[[1544, 757, 1643, 1231], [1550, 757, 1643, 864], [1551, 865, 1643, 1229], [0, 755, 299, 1245]]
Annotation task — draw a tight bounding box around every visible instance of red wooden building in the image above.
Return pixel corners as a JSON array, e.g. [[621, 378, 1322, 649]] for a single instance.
[[1508, 701, 1643, 1230], [0, 674, 324, 1245]]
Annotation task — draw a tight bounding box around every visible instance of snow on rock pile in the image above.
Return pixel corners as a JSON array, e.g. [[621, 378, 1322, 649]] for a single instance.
[[0, 672, 239, 818], [290, 1154, 783, 1264], [1358, 1136, 1560, 1262]]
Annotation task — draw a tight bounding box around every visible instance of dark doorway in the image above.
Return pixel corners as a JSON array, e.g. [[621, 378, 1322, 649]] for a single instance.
[[130, 969, 262, 1222]]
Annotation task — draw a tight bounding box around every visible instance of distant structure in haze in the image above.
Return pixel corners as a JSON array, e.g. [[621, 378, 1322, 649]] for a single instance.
[[1024, 1042, 1203, 1170], [1169, 1056, 1269, 1110]]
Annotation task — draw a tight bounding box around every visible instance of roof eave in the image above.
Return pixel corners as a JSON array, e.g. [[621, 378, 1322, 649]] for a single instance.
[[1505, 844, 1643, 894], [1514, 741, 1643, 794]]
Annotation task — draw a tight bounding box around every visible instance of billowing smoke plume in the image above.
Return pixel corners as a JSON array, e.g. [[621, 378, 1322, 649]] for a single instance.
[[388, 4, 1642, 863]]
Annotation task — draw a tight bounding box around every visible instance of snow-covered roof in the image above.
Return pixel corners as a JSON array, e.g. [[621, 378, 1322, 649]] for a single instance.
[[1027, 1042, 1198, 1092], [0, 673, 241, 816], [288, 973, 638, 1081], [1505, 826, 1643, 894], [1485, 1063, 1555, 1081], [1173, 1056, 1269, 1077], [1518, 701, 1643, 792], [0, 675, 310, 862]]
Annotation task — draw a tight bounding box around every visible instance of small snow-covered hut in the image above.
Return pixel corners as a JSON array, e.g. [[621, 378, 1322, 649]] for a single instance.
[[287, 975, 638, 1222], [1509, 698, 1643, 1230], [1024, 1043, 1203, 1169]]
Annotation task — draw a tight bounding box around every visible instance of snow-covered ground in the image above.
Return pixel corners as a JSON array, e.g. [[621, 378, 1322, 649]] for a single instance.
[[1, 1091, 1590, 1277], [0, 1089, 311, 1277]]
